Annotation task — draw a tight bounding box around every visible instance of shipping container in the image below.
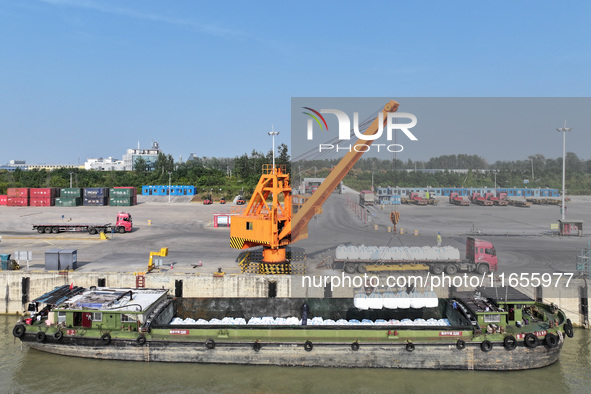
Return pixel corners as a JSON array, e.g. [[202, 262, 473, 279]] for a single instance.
[[7, 188, 29, 198], [109, 196, 137, 206], [84, 188, 109, 197], [83, 197, 108, 206], [60, 188, 83, 197], [30, 197, 55, 207], [29, 188, 60, 198], [110, 187, 136, 197], [0, 195, 7, 205], [55, 197, 82, 207], [7, 197, 29, 206]]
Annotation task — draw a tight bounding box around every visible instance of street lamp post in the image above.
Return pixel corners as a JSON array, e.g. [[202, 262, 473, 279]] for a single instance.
[[268, 126, 279, 173], [69, 172, 73, 188], [556, 121, 571, 221], [168, 171, 172, 203]]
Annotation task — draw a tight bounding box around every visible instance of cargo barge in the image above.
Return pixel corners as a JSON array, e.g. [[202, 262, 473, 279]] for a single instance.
[[13, 285, 573, 370]]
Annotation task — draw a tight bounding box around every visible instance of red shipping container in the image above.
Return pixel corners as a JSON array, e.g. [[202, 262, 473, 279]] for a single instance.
[[30, 197, 55, 207], [7, 197, 29, 206], [0, 195, 7, 205], [7, 188, 29, 198], [30, 188, 59, 198]]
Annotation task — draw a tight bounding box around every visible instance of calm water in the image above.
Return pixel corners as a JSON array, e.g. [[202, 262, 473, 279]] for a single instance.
[[1, 315, 590, 394]]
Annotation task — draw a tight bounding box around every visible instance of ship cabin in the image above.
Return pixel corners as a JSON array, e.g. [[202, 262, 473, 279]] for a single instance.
[[454, 287, 559, 334], [32, 287, 169, 332]]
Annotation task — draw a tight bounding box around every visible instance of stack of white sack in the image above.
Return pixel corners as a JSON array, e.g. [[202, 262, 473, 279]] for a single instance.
[[335, 245, 460, 261]]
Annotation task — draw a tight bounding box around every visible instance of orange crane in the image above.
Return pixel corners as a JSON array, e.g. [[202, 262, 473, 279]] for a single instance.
[[230, 100, 401, 274]]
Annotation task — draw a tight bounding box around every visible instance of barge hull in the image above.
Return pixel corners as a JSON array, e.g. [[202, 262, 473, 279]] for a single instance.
[[25, 336, 563, 371]]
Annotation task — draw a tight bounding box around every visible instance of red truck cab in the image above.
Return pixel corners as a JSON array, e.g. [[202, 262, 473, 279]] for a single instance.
[[466, 237, 498, 272], [116, 212, 133, 233]]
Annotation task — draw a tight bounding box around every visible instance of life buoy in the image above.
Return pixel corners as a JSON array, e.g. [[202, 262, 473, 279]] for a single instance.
[[564, 320, 574, 338], [136, 335, 146, 345], [524, 333, 538, 348], [545, 333, 558, 348], [205, 339, 216, 350], [35, 331, 46, 343], [480, 340, 492, 352], [456, 339, 466, 350], [13, 324, 26, 339], [406, 343, 415, 352], [351, 342, 360, 351], [253, 341, 261, 352], [304, 340, 313, 352], [53, 331, 64, 341], [503, 336, 517, 350], [100, 333, 111, 345]]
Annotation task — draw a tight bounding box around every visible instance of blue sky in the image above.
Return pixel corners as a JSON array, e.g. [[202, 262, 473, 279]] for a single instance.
[[1, 1, 590, 165]]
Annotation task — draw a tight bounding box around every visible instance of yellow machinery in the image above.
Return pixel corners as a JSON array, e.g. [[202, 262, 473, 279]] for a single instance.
[[230, 100, 400, 274], [148, 247, 169, 272]]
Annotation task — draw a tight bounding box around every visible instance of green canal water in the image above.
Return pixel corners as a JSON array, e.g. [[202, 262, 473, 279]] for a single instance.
[[1, 315, 590, 394]]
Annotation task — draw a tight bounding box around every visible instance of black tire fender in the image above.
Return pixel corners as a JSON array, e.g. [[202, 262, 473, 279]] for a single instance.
[[480, 340, 492, 352], [406, 343, 415, 352], [136, 335, 146, 345], [503, 335, 517, 350], [100, 333, 111, 345], [524, 333, 538, 348], [205, 338, 216, 350], [13, 324, 26, 339], [545, 333, 558, 348], [304, 340, 313, 352], [351, 341, 360, 351], [564, 320, 574, 338], [53, 330, 64, 341], [253, 341, 261, 352], [456, 339, 466, 350], [35, 331, 46, 343]]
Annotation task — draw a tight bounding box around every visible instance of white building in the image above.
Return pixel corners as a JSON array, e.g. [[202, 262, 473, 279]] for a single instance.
[[122, 141, 161, 171], [84, 157, 125, 171]]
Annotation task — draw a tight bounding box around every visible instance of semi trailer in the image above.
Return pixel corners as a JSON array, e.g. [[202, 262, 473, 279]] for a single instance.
[[333, 237, 497, 275], [32, 212, 132, 234]]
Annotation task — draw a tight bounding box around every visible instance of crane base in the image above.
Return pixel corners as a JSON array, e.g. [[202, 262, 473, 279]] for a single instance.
[[259, 262, 291, 275]]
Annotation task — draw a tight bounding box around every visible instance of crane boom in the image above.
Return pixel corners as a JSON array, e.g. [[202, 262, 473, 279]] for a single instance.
[[281, 100, 400, 243]]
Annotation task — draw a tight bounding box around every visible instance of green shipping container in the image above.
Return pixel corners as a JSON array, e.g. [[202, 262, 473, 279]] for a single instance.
[[55, 197, 81, 207], [109, 197, 133, 206], [61, 188, 83, 197], [110, 188, 135, 197]]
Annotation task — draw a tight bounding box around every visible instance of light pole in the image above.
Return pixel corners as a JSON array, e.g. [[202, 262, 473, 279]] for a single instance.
[[69, 172, 73, 188], [268, 126, 279, 173], [168, 171, 172, 203], [556, 121, 571, 221]]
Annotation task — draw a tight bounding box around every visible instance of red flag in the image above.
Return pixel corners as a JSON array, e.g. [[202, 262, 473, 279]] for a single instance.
[[69, 282, 73, 290]]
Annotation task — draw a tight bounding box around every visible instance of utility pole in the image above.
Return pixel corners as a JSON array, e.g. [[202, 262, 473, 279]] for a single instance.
[[268, 126, 279, 173], [556, 121, 571, 221], [168, 171, 172, 203]]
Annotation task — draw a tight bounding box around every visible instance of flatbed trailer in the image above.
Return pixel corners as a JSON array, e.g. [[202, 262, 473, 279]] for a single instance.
[[334, 259, 490, 275], [508, 199, 532, 208], [32, 212, 133, 234], [33, 223, 115, 234]]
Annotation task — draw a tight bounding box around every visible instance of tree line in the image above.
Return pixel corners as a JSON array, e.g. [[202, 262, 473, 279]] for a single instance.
[[1, 150, 590, 197]]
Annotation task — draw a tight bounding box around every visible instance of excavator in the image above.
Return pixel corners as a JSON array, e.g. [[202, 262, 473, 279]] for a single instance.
[[230, 99, 401, 274]]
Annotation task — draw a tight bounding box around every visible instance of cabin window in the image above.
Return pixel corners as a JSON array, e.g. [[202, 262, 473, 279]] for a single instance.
[[121, 314, 137, 323], [246, 222, 253, 230], [58, 312, 66, 324], [484, 314, 501, 323], [485, 248, 496, 256], [92, 312, 103, 322]]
